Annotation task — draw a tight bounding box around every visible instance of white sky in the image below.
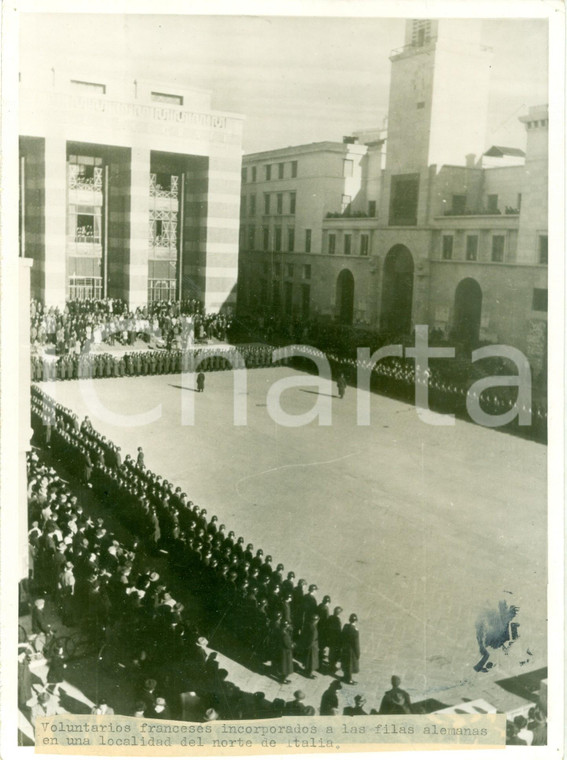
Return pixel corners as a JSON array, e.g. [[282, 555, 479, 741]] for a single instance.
[[19, 14, 548, 153]]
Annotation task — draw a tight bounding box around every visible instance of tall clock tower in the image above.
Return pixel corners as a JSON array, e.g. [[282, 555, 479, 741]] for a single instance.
[[386, 19, 493, 175]]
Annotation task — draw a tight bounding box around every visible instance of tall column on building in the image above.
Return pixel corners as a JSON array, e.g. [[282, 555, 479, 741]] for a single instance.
[[43, 137, 67, 306], [19, 258, 33, 580], [128, 146, 151, 309], [202, 153, 241, 313]]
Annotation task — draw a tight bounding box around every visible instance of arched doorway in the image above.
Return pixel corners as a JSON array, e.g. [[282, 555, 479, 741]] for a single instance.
[[336, 269, 354, 325], [453, 278, 482, 345], [380, 245, 414, 334]]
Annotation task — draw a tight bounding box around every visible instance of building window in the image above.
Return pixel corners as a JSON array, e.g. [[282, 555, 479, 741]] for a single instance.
[[274, 263, 281, 277], [263, 227, 270, 251], [291, 161, 298, 178], [328, 234, 336, 254], [71, 80, 106, 95], [368, 200, 376, 217], [288, 227, 295, 252], [69, 276, 103, 300], [68, 155, 103, 190], [278, 163, 284, 179], [241, 167, 247, 184], [249, 194, 256, 216], [305, 229, 312, 253], [442, 235, 453, 260], [344, 234, 352, 256], [360, 234, 369, 256], [301, 283, 310, 318], [539, 234, 548, 265], [248, 226, 255, 250], [389, 173, 419, 226], [241, 196, 247, 217], [452, 195, 466, 214], [532, 288, 548, 312], [275, 227, 282, 252], [286, 264, 294, 278], [466, 235, 478, 261], [265, 164, 272, 181], [151, 91, 183, 106], [74, 210, 102, 244], [343, 159, 354, 178], [148, 260, 177, 303], [487, 194, 499, 213], [277, 193, 283, 215], [491, 235, 505, 262], [289, 192, 296, 215], [303, 264, 311, 280], [341, 194, 352, 214], [517, 193, 522, 210], [264, 193, 271, 215]]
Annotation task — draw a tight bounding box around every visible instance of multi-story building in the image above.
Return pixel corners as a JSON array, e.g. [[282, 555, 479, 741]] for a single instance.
[[239, 19, 548, 374], [19, 67, 244, 311]]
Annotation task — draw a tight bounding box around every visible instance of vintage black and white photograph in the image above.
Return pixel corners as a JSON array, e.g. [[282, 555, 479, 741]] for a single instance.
[[2, 3, 563, 756]]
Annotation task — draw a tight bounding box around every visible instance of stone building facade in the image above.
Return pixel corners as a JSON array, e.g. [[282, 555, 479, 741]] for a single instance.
[[238, 20, 548, 373], [19, 67, 244, 312]]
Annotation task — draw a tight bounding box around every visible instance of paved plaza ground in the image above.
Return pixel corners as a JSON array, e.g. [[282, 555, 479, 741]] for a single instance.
[[39, 366, 547, 713]]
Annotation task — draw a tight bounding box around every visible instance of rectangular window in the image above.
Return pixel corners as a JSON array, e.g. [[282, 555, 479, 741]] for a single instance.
[[289, 192, 296, 215], [360, 234, 369, 256], [517, 193, 522, 210], [284, 281, 293, 314], [539, 234, 548, 265], [532, 288, 548, 312], [151, 91, 183, 106], [466, 235, 478, 261], [368, 200, 376, 217], [252, 166, 257, 182], [264, 193, 271, 215], [389, 173, 419, 226], [487, 194, 499, 213], [241, 196, 247, 217], [328, 234, 336, 254], [305, 229, 312, 253], [491, 235, 505, 262], [275, 227, 282, 252], [452, 195, 466, 214], [288, 227, 295, 252], [71, 79, 106, 95], [343, 159, 354, 178], [265, 164, 272, 181], [249, 194, 256, 216], [263, 227, 270, 251], [241, 167, 247, 183], [286, 264, 294, 278], [277, 193, 283, 215], [301, 283, 310, 318], [278, 163, 284, 180], [274, 262, 281, 277], [291, 161, 298, 178], [442, 235, 453, 260], [248, 226, 255, 250], [344, 234, 352, 256], [303, 264, 311, 280]]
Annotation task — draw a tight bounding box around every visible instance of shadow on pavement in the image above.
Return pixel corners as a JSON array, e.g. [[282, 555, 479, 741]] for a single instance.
[[494, 667, 547, 702]]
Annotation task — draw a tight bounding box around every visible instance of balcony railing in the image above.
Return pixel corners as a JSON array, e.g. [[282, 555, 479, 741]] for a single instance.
[[443, 206, 519, 217], [325, 210, 373, 219], [68, 167, 103, 192], [74, 227, 101, 244], [150, 173, 179, 199]]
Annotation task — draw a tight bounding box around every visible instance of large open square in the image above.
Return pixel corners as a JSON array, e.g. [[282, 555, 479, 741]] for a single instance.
[[39, 365, 547, 709]]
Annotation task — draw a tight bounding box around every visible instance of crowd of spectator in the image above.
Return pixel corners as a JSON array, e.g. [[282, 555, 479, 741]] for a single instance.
[[30, 298, 233, 356]]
